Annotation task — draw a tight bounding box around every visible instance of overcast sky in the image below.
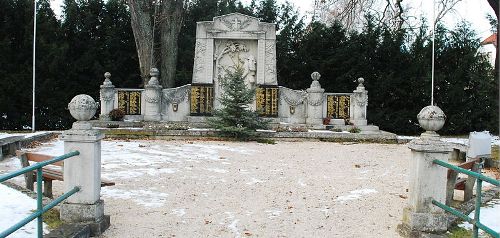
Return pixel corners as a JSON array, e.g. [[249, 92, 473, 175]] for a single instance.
[[48, 0, 495, 38]]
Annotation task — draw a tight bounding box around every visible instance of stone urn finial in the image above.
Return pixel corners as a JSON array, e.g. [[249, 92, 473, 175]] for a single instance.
[[102, 72, 113, 87], [68, 94, 99, 122], [311, 72, 321, 81], [417, 105, 446, 138], [148, 68, 160, 86], [357, 77, 364, 87], [310, 72, 322, 89]]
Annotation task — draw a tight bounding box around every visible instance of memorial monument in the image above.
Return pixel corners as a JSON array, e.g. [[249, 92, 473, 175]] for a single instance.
[[98, 13, 378, 131]]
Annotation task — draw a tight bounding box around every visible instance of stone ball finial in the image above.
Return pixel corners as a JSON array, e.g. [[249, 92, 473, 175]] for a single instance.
[[311, 72, 321, 81], [148, 68, 160, 85], [417, 105, 446, 133], [104, 72, 111, 79], [357, 77, 364, 86], [68, 94, 99, 121]]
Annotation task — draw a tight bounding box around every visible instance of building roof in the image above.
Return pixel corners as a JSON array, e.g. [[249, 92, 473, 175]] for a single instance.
[[481, 33, 497, 47]]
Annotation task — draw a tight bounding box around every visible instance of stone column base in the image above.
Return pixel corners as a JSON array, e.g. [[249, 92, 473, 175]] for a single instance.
[[144, 114, 162, 122], [306, 118, 322, 127], [399, 207, 448, 237], [99, 114, 110, 121], [60, 200, 110, 236], [61, 200, 105, 223], [351, 119, 367, 126]]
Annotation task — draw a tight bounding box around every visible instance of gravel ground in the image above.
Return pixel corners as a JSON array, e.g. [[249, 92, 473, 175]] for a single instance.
[[1, 140, 412, 238], [97, 140, 411, 238]]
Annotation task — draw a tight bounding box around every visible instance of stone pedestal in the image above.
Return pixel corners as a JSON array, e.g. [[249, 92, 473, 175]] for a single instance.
[[60, 95, 109, 236], [144, 68, 162, 121], [306, 72, 325, 126], [399, 105, 451, 237], [350, 78, 368, 126], [401, 138, 452, 234], [99, 72, 115, 121]]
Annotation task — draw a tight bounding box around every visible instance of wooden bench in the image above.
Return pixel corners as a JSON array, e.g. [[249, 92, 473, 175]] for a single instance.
[[445, 157, 482, 205], [16, 151, 115, 198]]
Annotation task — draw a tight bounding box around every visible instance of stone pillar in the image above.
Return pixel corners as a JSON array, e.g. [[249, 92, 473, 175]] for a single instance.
[[60, 95, 109, 236], [99, 72, 115, 121], [350, 78, 368, 126], [306, 72, 325, 126], [144, 68, 162, 121], [399, 105, 451, 237]]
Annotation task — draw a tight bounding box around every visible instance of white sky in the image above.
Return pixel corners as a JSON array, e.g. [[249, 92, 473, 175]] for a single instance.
[[49, 0, 495, 38]]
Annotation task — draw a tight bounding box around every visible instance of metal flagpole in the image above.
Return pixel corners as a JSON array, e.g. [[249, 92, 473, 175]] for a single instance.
[[431, 0, 436, 106], [32, 0, 37, 132]]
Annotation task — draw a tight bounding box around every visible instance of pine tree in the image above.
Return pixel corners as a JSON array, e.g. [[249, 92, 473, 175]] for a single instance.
[[208, 67, 268, 140]]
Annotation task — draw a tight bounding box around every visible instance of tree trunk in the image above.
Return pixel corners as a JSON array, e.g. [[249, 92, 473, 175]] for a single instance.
[[159, 0, 184, 88], [127, 0, 154, 87]]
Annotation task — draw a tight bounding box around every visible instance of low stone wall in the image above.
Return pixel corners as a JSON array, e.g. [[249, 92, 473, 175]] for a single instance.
[[100, 127, 398, 143]]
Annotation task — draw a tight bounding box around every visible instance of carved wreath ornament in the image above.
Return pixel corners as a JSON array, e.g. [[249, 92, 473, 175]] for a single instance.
[[281, 88, 306, 106], [307, 97, 324, 106], [145, 90, 161, 103], [162, 86, 189, 104], [100, 90, 115, 102]]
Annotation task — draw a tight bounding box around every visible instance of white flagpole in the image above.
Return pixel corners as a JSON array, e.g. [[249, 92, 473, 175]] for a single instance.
[[32, 0, 37, 132], [431, 0, 436, 106]]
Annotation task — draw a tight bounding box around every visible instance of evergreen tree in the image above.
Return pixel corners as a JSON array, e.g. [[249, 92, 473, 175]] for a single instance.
[[208, 68, 268, 140]]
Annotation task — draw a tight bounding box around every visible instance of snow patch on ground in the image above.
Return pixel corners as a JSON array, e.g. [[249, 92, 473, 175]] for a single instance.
[[246, 178, 264, 185], [458, 198, 500, 234], [171, 209, 186, 217], [101, 187, 168, 208], [0, 184, 48, 237], [265, 209, 282, 219], [336, 189, 378, 202]]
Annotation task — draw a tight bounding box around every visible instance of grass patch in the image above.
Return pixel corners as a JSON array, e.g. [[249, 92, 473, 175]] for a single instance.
[[319, 138, 398, 144], [30, 208, 63, 230], [348, 127, 361, 133], [255, 138, 276, 144], [491, 145, 499, 161], [447, 226, 472, 238]]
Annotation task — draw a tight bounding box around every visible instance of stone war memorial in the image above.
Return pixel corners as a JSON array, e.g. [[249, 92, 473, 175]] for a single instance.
[[98, 13, 381, 133]]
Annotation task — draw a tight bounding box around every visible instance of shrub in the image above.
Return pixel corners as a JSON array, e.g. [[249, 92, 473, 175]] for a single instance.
[[348, 126, 361, 133], [109, 108, 125, 121]]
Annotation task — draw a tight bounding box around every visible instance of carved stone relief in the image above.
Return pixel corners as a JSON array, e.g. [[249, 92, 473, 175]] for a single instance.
[[162, 85, 190, 104], [193, 40, 207, 82], [264, 41, 277, 84], [221, 15, 252, 31], [214, 40, 257, 89], [280, 87, 306, 106]]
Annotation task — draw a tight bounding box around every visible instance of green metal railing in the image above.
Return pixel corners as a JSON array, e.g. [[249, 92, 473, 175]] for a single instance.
[[432, 159, 500, 238], [0, 151, 80, 238]]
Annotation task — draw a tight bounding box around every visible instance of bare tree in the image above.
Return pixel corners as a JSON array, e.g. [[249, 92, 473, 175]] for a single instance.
[[127, 0, 186, 88], [313, 0, 463, 31], [127, 0, 154, 86], [159, 0, 185, 88]]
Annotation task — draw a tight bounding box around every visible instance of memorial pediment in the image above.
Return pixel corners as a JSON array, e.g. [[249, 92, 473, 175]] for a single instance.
[[212, 13, 261, 32]]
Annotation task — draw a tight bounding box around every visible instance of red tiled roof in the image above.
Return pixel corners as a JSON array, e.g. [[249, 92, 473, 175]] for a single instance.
[[481, 33, 497, 47]]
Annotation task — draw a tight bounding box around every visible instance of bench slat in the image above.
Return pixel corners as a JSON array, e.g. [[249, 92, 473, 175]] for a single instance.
[[17, 150, 115, 198]]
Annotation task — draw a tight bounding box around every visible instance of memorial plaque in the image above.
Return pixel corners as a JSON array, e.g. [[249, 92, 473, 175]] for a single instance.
[[326, 94, 350, 119], [190, 84, 214, 116], [256, 85, 278, 117], [117, 90, 142, 115]]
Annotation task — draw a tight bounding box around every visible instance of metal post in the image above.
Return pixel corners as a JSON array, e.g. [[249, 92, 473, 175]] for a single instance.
[[431, 0, 436, 106], [36, 168, 42, 238], [473, 179, 482, 238], [32, 0, 37, 133]]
